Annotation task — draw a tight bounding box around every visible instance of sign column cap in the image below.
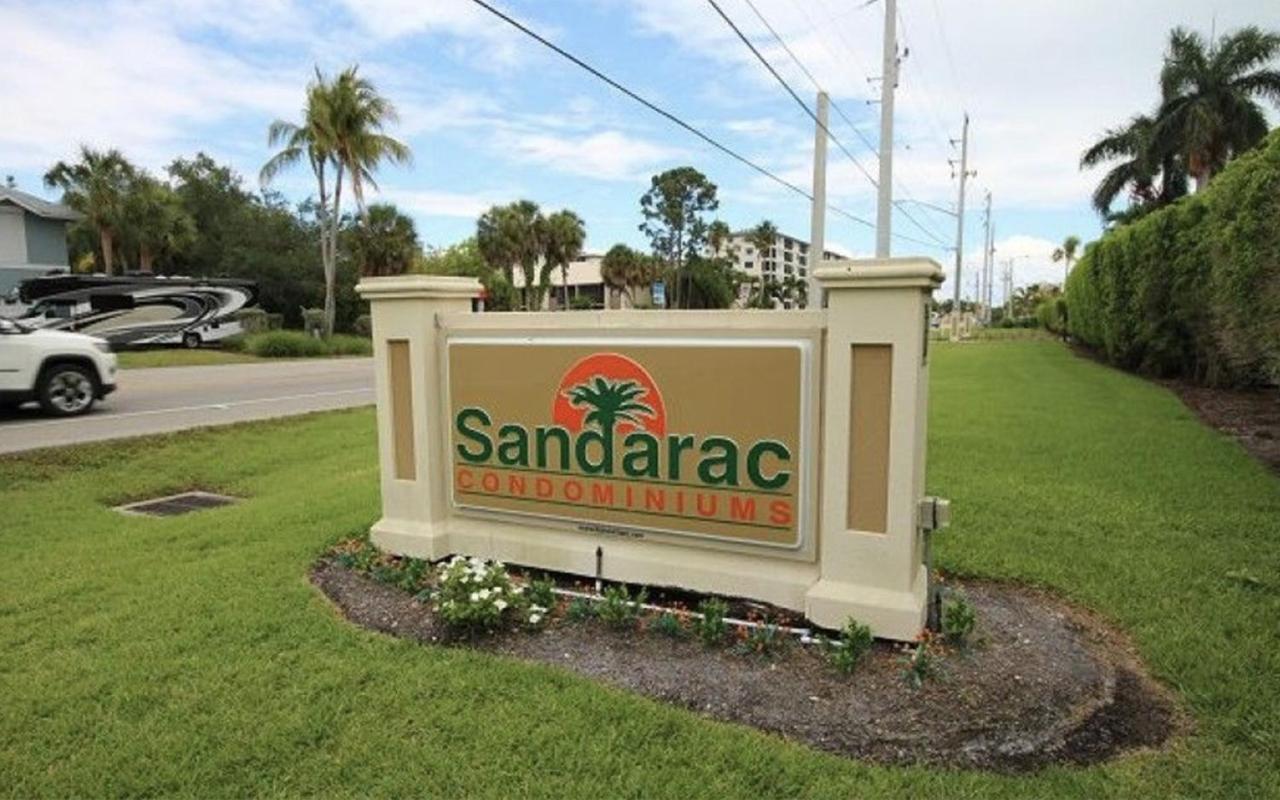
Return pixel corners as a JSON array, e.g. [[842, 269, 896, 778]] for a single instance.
[[815, 258, 944, 290], [356, 274, 484, 301]]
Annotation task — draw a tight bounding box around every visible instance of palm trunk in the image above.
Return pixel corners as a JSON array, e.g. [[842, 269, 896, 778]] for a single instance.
[[325, 162, 345, 338], [100, 228, 114, 276], [562, 265, 569, 310], [139, 246, 153, 274]]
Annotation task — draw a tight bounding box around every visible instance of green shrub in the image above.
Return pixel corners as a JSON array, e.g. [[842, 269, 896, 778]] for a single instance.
[[941, 592, 977, 645], [1068, 128, 1280, 386], [244, 330, 328, 358], [266, 312, 285, 330], [353, 314, 372, 337], [565, 597, 595, 621], [598, 584, 646, 630], [239, 331, 372, 358], [901, 640, 936, 689], [651, 610, 685, 638], [235, 307, 269, 333], [432, 556, 528, 634], [526, 574, 556, 610], [825, 618, 874, 675], [694, 598, 729, 646]]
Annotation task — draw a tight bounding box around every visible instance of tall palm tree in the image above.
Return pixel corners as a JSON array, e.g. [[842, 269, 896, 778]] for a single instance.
[[123, 176, 195, 273], [261, 71, 341, 335], [748, 220, 779, 305], [1157, 26, 1280, 190], [477, 201, 545, 310], [1051, 235, 1081, 286], [44, 146, 137, 275], [1079, 115, 1188, 218], [324, 66, 412, 221], [541, 209, 586, 310], [350, 203, 419, 277], [707, 220, 731, 257]]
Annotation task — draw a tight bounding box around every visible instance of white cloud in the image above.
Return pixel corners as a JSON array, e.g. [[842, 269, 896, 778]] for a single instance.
[[378, 187, 511, 220], [0, 2, 301, 174], [335, 0, 544, 67], [496, 129, 687, 181]]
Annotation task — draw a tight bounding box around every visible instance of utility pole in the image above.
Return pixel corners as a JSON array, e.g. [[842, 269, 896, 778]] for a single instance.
[[986, 221, 996, 321], [949, 114, 974, 340], [874, 0, 898, 258], [1003, 259, 1014, 321], [980, 191, 991, 324], [809, 91, 829, 308]]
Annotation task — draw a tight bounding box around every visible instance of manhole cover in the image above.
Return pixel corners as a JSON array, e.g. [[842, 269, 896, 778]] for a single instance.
[[115, 491, 240, 517]]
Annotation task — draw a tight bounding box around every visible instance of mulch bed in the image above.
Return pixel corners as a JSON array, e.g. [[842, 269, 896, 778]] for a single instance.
[[1162, 379, 1280, 474], [311, 560, 1182, 772]]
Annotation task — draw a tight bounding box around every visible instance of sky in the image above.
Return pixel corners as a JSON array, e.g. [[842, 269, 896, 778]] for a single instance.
[[3, 0, 1279, 302]]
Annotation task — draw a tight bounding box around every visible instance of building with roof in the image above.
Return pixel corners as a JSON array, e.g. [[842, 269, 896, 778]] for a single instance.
[[0, 188, 80, 314]]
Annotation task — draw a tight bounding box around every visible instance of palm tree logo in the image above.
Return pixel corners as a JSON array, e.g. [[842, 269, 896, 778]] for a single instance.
[[565, 377, 656, 441]]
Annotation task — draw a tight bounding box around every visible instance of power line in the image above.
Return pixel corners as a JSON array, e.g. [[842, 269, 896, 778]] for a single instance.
[[706, 0, 880, 191], [734, 0, 949, 248], [464, 0, 894, 241]]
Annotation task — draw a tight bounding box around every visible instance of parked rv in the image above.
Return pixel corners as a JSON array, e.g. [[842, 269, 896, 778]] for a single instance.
[[14, 275, 257, 348]]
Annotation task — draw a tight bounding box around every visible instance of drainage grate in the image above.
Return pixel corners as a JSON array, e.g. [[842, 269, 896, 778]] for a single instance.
[[115, 491, 240, 517]]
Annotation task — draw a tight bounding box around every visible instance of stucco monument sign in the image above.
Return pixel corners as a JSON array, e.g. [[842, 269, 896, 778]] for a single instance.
[[357, 257, 943, 639]]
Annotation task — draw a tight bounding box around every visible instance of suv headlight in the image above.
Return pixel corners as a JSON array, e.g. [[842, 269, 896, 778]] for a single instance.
[[93, 340, 113, 353]]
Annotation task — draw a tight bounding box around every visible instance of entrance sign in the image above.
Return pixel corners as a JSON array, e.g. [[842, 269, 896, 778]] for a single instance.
[[447, 339, 812, 550], [357, 258, 943, 640]]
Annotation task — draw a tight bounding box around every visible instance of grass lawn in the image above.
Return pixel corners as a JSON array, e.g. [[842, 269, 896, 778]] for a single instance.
[[2, 341, 1278, 798], [116, 348, 262, 369]]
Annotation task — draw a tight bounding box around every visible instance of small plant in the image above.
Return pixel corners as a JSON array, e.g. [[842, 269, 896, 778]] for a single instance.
[[740, 615, 787, 656], [526, 574, 557, 610], [695, 598, 730, 646], [432, 556, 526, 634], [566, 597, 595, 622], [651, 610, 685, 638], [900, 635, 937, 689], [941, 592, 977, 645], [826, 618, 874, 675], [524, 604, 549, 629], [598, 584, 647, 630]]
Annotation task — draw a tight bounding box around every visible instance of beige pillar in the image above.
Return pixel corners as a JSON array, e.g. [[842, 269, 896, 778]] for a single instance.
[[356, 275, 483, 559], [805, 257, 943, 638]]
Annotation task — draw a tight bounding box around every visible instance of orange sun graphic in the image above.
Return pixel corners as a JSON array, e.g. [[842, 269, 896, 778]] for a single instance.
[[551, 352, 667, 437]]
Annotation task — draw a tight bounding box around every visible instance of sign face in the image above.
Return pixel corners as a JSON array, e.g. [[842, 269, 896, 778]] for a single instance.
[[651, 281, 666, 308], [447, 338, 810, 549]]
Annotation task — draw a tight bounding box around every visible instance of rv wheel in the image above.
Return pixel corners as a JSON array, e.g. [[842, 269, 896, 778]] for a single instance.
[[182, 332, 202, 349]]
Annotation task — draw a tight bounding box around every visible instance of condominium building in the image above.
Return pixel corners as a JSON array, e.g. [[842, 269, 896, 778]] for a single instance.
[[720, 229, 848, 308]]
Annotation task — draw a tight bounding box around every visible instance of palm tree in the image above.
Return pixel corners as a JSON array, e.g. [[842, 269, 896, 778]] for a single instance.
[[350, 203, 419, 277], [324, 66, 412, 221], [1051, 235, 1081, 286], [261, 71, 341, 336], [1079, 115, 1188, 218], [477, 201, 545, 310], [1156, 26, 1280, 191], [707, 220, 731, 256], [600, 243, 656, 308], [541, 209, 586, 310], [44, 146, 137, 275], [123, 176, 195, 273], [566, 377, 655, 442], [748, 220, 779, 306]]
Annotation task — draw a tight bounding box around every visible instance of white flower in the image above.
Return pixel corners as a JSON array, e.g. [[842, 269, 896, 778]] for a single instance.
[[529, 613, 543, 625], [530, 604, 547, 614], [513, 586, 526, 594], [469, 592, 479, 602], [494, 599, 508, 611], [477, 588, 491, 600]]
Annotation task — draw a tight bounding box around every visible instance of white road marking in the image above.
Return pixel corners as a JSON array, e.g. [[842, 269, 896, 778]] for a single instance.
[[1, 388, 374, 431]]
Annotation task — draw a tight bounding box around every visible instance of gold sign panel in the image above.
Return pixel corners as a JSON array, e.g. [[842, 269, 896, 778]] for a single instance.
[[447, 338, 810, 549]]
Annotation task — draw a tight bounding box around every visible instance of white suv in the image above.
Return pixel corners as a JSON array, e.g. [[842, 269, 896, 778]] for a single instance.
[[0, 317, 117, 416]]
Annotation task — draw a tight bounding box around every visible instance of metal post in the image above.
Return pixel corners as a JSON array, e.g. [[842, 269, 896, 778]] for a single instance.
[[874, 0, 897, 258], [986, 221, 996, 322], [980, 191, 991, 324], [809, 91, 829, 308], [949, 114, 970, 340]]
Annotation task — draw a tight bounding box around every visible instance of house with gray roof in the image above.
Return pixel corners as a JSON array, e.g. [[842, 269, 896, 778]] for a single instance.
[[0, 187, 81, 314]]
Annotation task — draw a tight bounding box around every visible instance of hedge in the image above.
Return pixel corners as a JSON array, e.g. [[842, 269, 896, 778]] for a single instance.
[[1067, 128, 1280, 387]]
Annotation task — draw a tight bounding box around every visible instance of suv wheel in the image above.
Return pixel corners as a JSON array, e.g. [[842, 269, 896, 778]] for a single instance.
[[37, 364, 98, 417], [183, 332, 202, 349]]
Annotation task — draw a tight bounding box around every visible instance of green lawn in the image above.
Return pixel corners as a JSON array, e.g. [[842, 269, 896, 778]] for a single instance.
[[116, 348, 262, 369], [2, 341, 1278, 798]]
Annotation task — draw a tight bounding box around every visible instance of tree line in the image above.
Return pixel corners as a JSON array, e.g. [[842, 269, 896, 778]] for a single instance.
[[1081, 25, 1280, 222]]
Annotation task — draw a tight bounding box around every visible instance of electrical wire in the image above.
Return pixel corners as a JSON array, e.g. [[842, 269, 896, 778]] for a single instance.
[[464, 0, 914, 243]]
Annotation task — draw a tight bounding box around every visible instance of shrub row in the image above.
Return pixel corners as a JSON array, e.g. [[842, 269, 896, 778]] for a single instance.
[[1067, 129, 1280, 387], [226, 330, 372, 358]]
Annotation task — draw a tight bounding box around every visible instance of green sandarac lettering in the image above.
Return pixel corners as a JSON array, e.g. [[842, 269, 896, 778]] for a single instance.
[[455, 408, 492, 463], [454, 408, 793, 490]]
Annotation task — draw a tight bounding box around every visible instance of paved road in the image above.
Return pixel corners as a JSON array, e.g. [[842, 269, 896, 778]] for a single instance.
[[0, 358, 374, 455]]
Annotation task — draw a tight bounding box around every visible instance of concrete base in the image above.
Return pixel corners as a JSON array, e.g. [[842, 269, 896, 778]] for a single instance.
[[370, 518, 449, 561], [804, 568, 928, 639]]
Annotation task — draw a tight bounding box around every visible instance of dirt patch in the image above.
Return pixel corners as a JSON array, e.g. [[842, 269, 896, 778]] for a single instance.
[[1162, 379, 1280, 474], [311, 562, 1181, 772]]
